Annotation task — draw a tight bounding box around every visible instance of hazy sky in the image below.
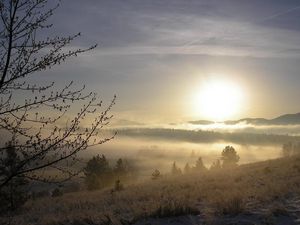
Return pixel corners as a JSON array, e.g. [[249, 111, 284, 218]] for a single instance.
[[38, 0, 300, 123]]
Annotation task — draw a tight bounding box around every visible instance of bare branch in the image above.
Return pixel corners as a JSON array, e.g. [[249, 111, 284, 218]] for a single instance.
[[0, 0, 116, 199]]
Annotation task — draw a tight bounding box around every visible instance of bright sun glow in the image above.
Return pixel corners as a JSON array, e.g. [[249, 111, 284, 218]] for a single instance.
[[193, 80, 244, 121]]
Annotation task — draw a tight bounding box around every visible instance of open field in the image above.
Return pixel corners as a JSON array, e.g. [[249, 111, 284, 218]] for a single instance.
[[2, 155, 300, 225]]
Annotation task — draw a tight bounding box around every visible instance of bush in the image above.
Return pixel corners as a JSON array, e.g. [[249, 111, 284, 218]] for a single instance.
[[52, 188, 63, 197], [152, 169, 161, 180], [114, 179, 124, 192]]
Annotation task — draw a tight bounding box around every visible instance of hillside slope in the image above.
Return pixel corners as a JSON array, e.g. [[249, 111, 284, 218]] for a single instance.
[[1, 156, 300, 225]]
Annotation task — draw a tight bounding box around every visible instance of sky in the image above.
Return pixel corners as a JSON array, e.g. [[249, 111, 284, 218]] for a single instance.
[[37, 0, 300, 124]]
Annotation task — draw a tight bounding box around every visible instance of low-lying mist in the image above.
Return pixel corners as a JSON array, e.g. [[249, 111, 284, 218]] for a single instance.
[[76, 120, 300, 177], [84, 135, 283, 176]]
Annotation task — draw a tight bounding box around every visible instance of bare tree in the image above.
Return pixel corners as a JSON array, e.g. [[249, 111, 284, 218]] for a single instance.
[[0, 0, 116, 193]]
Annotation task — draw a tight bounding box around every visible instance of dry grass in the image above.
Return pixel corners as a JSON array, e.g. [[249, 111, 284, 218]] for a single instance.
[[1, 155, 300, 225]]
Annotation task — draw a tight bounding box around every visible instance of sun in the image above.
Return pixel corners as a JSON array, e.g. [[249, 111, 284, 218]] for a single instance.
[[193, 80, 244, 121]]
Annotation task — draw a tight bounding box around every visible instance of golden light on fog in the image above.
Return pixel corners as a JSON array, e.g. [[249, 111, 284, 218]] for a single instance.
[[193, 80, 244, 121]]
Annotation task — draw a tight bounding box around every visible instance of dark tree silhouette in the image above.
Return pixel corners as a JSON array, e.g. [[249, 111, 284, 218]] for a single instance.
[[84, 155, 111, 176], [114, 179, 124, 192], [194, 157, 206, 172], [84, 155, 111, 190], [0, 0, 115, 194], [84, 156, 134, 190], [0, 145, 28, 211], [221, 146, 240, 168], [171, 161, 182, 175], [114, 158, 129, 177], [210, 159, 221, 171], [184, 163, 191, 174]]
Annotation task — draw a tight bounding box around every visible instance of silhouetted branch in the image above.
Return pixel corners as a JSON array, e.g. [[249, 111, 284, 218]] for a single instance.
[[0, 0, 116, 195]]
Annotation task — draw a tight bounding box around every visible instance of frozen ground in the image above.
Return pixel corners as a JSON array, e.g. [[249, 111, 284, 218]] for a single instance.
[[134, 196, 300, 225]]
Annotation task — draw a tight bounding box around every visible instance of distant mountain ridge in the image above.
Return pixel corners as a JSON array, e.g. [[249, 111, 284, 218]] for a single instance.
[[189, 112, 300, 125]]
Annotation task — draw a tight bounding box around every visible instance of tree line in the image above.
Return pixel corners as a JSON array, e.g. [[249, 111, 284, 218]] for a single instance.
[[84, 155, 134, 190], [152, 146, 240, 179]]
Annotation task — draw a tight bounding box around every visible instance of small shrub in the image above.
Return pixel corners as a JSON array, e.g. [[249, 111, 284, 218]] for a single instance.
[[52, 188, 63, 197], [151, 169, 161, 180], [114, 179, 124, 192], [264, 166, 272, 174]]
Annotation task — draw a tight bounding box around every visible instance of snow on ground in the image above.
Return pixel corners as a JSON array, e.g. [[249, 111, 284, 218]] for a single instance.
[[134, 196, 300, 225]]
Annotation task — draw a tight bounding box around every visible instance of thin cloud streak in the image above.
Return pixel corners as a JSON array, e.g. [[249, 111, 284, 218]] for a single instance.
[[71, 17, 300, 58], [262, 5, 300, 21]]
